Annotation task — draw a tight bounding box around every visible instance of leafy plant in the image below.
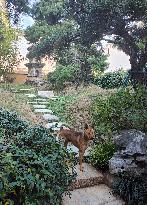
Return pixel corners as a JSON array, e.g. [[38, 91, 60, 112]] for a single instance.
[[91, 86, 147, 135], [0, 107, 29, 136], [0, 109, 76, 205], [112, 173, 147, 205], [48, 64, 80, 91], [0, 10, 18, 81], [89, 140, 116, 170], [47, 95, 77, 123], [93, 70, 129, 89]]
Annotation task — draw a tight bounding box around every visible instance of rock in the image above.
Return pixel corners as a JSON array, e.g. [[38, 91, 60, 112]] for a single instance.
[[38, 91, 54, 98], [42, 114, 59, 121], [109, 130, 147, 176]]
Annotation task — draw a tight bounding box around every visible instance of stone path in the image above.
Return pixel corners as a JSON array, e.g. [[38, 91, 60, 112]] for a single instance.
[[62, 185, 124, 205], [24, 89, 124, 205]]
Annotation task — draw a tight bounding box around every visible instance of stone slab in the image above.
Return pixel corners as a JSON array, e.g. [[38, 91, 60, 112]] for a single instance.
[[28, 101, 49, 105], [33, 105, 47, 109], [19, 88, 35, 92], [66, 145, 91, 157], [42, 114, 59, 121], [69, 163, 104, 190], [38, 91, 54, 98], [45, 122, 64, 129], [35, 98, 48, 101], [27, 101, 38, 104], [62, 185, 124, 205], [34, 109, 53, 113], [36, 101, 49, 104]]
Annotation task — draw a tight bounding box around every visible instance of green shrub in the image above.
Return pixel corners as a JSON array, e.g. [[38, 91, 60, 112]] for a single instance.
[[94, 70, 129, 89], [47, 95, 77, 122], [0, 107, 29, 136], [89, 140, 116, 169], [112, 173, 147, 205], [91, 86, 147, 135], [0, 110, 76, 205], [48, 64, 80, 90], [0, 128, 3, 139]]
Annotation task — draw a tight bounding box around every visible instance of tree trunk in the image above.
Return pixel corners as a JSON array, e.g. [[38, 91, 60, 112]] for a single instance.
[[130, 58, 147, 87]]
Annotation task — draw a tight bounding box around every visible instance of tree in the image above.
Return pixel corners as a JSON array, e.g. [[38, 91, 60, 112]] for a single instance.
[[6, 0, 30, 22], [0, 1, 18, 82], [68, 0, 147, 85], [25, 0, 108, 86]]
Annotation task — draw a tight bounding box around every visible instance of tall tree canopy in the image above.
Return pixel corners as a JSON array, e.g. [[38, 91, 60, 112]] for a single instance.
[[0, 0, 21, 81], [68, 0, 147, 85], [6, 0, 30, 22], [25, 0, 108, 85], [26, 0, 147, 85]]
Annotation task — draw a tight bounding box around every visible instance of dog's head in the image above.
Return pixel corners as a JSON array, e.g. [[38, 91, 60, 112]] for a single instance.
[[84, 123, 95, 140]]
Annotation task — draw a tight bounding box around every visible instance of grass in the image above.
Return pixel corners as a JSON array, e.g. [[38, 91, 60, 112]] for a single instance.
[[0, 83, 43, 124], [47, 84, 115, 129]]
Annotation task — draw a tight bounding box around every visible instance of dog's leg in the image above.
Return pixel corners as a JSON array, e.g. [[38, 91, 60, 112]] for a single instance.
[[79, 149, 84, 172], [64, 140, 68, 148]]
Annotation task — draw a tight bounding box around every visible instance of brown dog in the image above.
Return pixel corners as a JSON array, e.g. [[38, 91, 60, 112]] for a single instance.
[[58, 124, 95, 171]]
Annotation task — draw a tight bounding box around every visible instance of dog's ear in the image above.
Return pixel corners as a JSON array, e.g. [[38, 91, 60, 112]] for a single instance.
[[91, 124, 95, 129], [84, 123, 89, 129]]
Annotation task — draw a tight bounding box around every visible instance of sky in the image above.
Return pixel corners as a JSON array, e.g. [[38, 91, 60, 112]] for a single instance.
[[17, 14, 34, 56]]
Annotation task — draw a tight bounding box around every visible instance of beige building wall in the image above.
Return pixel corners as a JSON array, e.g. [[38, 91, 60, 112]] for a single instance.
[[13, 56, 56, 76]]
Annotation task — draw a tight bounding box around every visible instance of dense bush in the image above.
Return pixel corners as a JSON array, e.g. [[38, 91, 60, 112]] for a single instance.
[[93, 70, 129, 89], [91, 86, 147, 135], [112, 173, 147, 205], [48, 64, 80, 90], [0, 109, 76, 205], [89, 140, 116, 170], [0, 108, 29, 136]]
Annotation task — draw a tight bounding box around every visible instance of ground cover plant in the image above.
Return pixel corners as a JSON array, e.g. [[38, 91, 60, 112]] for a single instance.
[[112, 173, 147, 205], [89, 139, 116, 170], [47, 85, 114, 129], [0, 108, 76, 205], [0, 84, 42, 124]]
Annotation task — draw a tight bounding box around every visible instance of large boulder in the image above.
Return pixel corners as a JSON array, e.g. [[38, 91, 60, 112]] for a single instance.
[[109, 130, 147, 176]]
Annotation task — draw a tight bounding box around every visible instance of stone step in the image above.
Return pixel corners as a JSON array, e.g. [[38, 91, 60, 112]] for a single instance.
[[45, 122, 64, 129], [69, 163, 104, 190], [34, 109, 53, 113], [35, 98, 48, 101], [19, 88, 35, 92], [25, 94, 37, 98], [27, 101, 49, 105], [42, 113, 59, 122], [27, 101, 38, 104], [33, 105, 47, 109], [38, 91, 54, 98], [62, 184, 124, 205], [66, 145, 91, 157]]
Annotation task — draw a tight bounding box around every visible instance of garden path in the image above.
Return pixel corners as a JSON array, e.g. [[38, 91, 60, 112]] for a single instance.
[[24, 89, 124, 205]]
